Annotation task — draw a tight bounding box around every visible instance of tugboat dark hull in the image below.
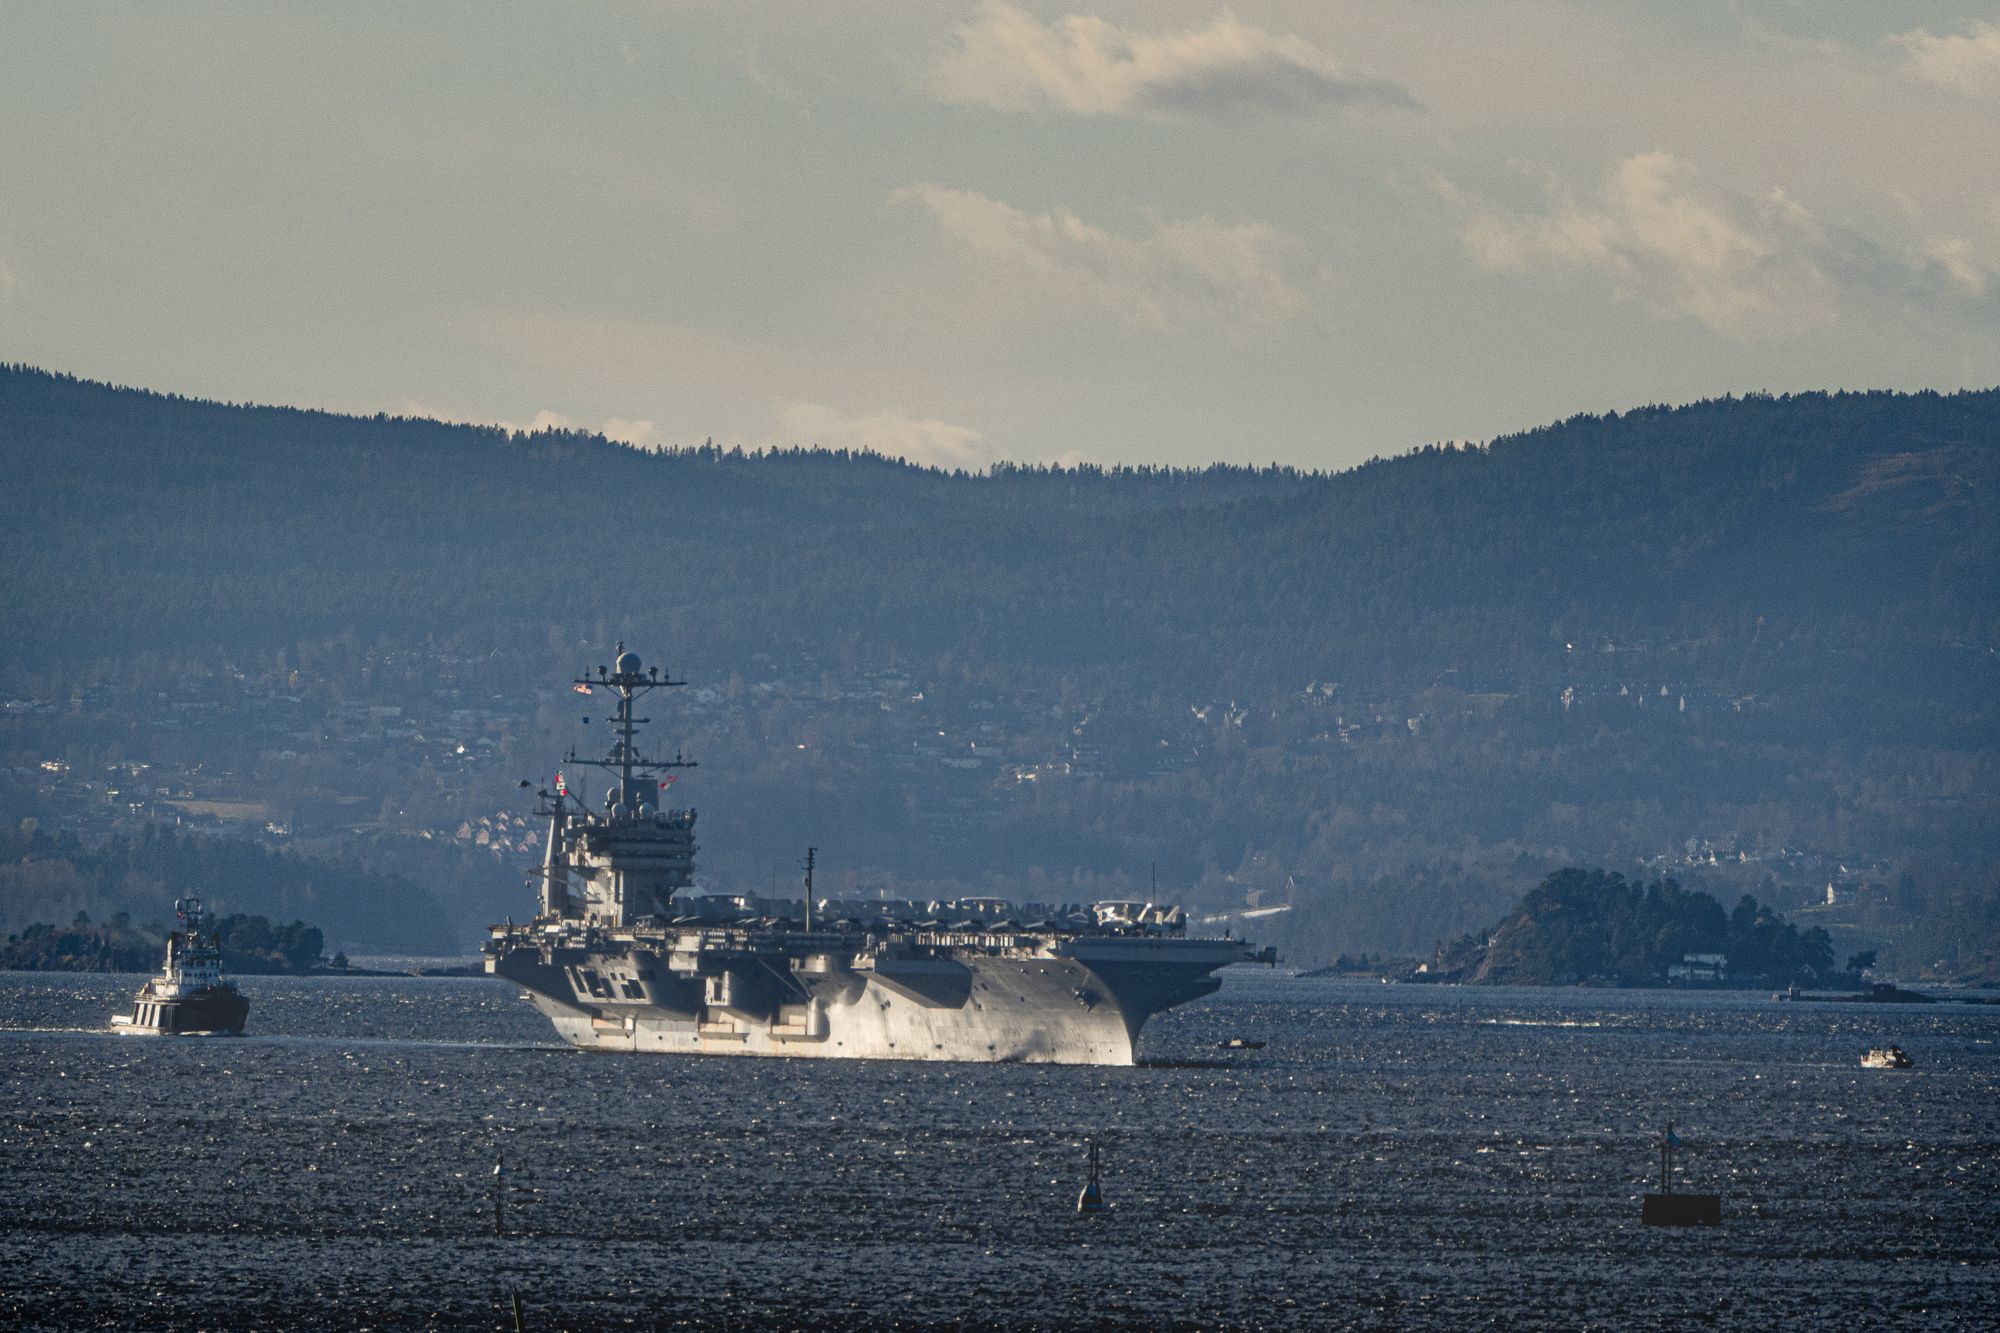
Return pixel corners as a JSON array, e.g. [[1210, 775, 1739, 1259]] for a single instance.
[[117, 987, 250, 1035]]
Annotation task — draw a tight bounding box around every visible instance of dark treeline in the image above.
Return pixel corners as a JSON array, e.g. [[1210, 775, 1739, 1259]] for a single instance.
[[208, 913, 327, 973], [1439, 868, 1835, 986], [1, 365, 1996, 970], [2, 908, 326, 974], [0, 913, 163, 972]]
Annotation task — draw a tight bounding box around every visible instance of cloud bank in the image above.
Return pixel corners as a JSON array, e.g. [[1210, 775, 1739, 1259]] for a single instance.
[[1889, 20, 2000, 96], [1445, 153, 1837, 338], [1441, 153, 1994, 339], [598, 417, 661, 447], [778, 402, 989, 470], [930, 1, 1414, 119], [397, 402, 660, 448], [504, 409, 660, 447], [896, 182, 1319, 333]]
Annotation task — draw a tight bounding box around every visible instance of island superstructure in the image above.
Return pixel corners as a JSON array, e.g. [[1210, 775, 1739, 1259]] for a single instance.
[[485, 646, 1273, 1064]]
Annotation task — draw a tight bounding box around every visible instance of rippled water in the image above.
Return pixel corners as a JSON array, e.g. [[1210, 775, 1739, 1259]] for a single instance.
[[2, 970, 1994, 1329]]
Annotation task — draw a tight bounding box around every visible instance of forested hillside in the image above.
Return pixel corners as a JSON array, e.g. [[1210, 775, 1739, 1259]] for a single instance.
[[2, 365, 1995, 973], [4, 367, 1993, 698], [0, 367, 1310, 680]]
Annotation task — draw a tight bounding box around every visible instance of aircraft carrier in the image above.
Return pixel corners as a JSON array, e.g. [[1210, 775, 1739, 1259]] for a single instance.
[[484, 646, 1273, 1064]]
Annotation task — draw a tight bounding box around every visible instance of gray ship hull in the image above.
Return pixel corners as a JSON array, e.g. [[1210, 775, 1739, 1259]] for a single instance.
[[491, 933, 1249, 1065]]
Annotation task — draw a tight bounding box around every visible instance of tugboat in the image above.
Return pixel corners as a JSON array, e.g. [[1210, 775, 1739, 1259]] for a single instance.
[[110, 896, 249, 1035], [1861, 1045, 1913, 1069]]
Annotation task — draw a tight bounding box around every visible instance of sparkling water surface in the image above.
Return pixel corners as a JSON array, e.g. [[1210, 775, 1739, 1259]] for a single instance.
[[2, 970, 1993, 1330]]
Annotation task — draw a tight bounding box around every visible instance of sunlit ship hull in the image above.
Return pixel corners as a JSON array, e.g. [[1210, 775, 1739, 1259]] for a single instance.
[[489, 929, 1253, 1065]]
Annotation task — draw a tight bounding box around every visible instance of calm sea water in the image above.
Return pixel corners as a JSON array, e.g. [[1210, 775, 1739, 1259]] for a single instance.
[[1, 969, 1993, 1330]]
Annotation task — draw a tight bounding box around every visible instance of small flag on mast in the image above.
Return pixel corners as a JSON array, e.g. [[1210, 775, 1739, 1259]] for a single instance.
[[573, 682, 593, 695], [554, 774, 566, 795], [659, 776, 677, 789]]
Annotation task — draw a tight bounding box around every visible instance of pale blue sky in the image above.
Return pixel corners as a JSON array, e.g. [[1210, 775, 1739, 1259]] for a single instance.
[[2, 2, 1995, 468]]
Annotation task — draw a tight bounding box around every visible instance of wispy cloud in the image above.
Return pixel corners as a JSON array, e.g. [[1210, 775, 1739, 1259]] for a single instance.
[[929, 1, 1415, 120], [777, 402, 988, 471], [1888, 20, 2000, 96], [1923, 231, 2000, 299], [396, 401, 659, 448], [1436, 153, 1997, 339], [599, 417, 660, 447], [895, 182, 1321, 333], [516, 409, 578, 434]]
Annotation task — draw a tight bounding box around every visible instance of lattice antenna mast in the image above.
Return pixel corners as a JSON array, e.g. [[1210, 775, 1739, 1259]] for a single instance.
[[562, 642, 696, 817]]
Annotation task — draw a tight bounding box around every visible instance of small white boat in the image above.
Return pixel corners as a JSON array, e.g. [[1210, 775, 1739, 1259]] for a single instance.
[[1860, 1045, 1912, 1069]]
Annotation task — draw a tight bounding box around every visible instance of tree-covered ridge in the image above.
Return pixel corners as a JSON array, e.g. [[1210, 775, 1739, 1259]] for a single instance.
[[1440, 868, 1835, 986], [1, 908, 326, 974], [0, 363, 1315, 677], [2, 363, 1992, 699]]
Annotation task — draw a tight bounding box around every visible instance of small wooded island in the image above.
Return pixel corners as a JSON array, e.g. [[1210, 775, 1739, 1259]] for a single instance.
[[2, 911, 341, 975], [1426, 868, 1836, 988]]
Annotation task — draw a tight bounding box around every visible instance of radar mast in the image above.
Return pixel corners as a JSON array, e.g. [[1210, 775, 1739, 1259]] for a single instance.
[[561, 642, 697, 821]]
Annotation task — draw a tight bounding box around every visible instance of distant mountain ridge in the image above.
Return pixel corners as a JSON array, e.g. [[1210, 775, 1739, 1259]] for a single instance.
[[0, 364, 1314, 678], [3, 365, 1992, 698]]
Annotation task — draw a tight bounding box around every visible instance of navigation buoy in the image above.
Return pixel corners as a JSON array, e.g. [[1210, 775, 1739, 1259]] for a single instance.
[[1641, 1120, 1721, 1226], [1076, 1138, 1107, 1215]]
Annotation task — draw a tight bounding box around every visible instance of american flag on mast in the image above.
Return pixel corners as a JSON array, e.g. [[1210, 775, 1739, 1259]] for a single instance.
[[573, 682, 593, 695]]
